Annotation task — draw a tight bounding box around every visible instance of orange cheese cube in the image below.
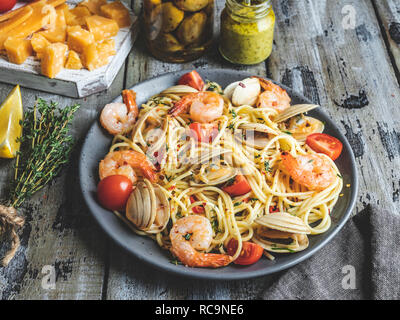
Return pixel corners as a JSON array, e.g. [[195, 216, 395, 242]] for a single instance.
[[67, 25, 94, 53], [0, 1, 50, 50], [31, 33, 51, 56], [65, 50, 83, 69], [100, 1, 131, 28], [85, 15, 119, 41], [4, 37, 33, 64], [97, 39, 116, 59], [41, 7, 67, 43], [82, 43, 108, 71], [65, 6, 92, 26], [41, 42, 68, 78], [0, 6, 33, 34], [78, 0, 107, 15]]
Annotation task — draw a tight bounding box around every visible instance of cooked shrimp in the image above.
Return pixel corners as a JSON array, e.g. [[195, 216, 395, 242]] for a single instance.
[[99, 150, 157, 183], [280, 153, 336, 191], [168, 92, 224, 123], [100, 90, 139, 135], [256, 78, 291, 113], [170, 215, 233, 268]]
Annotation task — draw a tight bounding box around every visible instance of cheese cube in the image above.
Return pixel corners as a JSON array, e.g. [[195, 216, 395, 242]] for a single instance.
[[41, 43, 68, 78], [97, 39, 116, 60], [100, 1, 131, 28], [65, 6, 92, 26], [41, 7, 67, 43], [85, 15, 119, 41], [0, 1, 50, 50], [31, 33, 51, 56], [78, 0, 107, 15], [4, 37, 33, 64], [65, 50, 83, 69], [82, 43, 108, 71], [67, 25, 94, 53]]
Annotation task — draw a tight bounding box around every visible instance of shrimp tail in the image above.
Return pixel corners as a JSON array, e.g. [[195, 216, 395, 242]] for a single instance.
[[168, 94, 192, 117], [171, 249, 233, 268], [122, 89, 139, 119]]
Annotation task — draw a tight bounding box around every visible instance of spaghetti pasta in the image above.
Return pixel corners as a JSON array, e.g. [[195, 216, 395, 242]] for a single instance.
[[99, 73, 343, 267]]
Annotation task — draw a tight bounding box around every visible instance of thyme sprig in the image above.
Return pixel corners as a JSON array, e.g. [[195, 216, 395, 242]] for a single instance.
[[9, 98, 80, 208]]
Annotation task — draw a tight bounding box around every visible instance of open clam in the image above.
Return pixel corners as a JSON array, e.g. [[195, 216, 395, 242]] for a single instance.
[[191, 164, 237, 186], [274, 104, 319, 123], [253, 212, 311, 253], [160, 85, 198, 95], [237, 123, 278, 149], [126, 179, 170, 234], [224, 78, 261, 107], [279, 115, 324, 141]]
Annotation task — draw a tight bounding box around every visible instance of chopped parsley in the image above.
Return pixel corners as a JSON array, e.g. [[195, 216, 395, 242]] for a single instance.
[[264, 161, 272, 173], [183, 233, 192, 241], [230, 109, 237, 118], [234, 202, 242, 207]]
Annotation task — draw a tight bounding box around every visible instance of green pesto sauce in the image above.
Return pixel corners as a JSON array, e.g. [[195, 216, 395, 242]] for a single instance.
[[219, 7, 275, 65]]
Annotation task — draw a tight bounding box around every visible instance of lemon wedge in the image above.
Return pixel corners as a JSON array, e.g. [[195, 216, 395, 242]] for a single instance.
[[0, 85, 23, 159]]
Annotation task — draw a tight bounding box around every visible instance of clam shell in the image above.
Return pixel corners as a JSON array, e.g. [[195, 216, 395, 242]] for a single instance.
[[160, 85, 198, 95], [239, 123, 278, 135], [126, 179, 160, 232], [253, 233, 309, 253], [274, 104, 319, 123], [286, 116, 325, 141], [255, 212, 311, 234], [147, 186, 170, 234], [191, 166, 237, 186]]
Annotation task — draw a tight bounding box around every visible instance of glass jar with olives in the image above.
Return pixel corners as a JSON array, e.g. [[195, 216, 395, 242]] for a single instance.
[[143, 0, 214, 63]]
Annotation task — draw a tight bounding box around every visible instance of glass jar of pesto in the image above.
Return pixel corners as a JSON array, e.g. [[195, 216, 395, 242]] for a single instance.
[[219, 0, 275, 65]]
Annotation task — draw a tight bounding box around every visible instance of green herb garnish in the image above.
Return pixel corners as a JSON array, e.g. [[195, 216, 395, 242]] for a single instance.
[[10, 98, 80, 208]]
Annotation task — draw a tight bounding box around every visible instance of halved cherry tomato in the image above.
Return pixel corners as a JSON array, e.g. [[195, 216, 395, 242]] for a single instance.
[[178, 70, 205, 91], [97, 175, 133, 211], [0, 0, 16, 13], [306, 133, 343, 161], [269, 205, 279, 213], [227, 239, 264, 265], [222, 175, 252, 196], [189, 122, 218, 143], [190, 196, 205, 214]]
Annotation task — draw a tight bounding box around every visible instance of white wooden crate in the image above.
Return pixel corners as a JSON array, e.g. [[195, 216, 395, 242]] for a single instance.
[[0, 0, 138, 98]]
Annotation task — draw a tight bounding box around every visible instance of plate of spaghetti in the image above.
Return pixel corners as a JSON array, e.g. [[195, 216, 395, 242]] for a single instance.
[[79, 69, 358, 280]]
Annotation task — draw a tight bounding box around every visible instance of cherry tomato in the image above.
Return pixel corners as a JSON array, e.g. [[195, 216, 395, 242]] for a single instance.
[[269, 205, 279, 213], [97, 175, 133, 211], [0, 0, 16, 13], [178, 70, 205, 91], [222, 175, 252, 196], [226, 239, 264, 265], [306, 133, 343, 161], [190, 196, 205, 214], [189, 122, 218, 143]]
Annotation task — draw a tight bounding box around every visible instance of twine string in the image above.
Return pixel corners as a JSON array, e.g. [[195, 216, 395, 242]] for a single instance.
[[0, 205, 25, 267]]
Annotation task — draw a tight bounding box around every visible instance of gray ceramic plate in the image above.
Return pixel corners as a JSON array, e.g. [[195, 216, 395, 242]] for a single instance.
[[79, 69, 358, 280]]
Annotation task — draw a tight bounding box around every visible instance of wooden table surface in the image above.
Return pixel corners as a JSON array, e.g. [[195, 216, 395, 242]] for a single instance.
[[0, 0, 399, 300]]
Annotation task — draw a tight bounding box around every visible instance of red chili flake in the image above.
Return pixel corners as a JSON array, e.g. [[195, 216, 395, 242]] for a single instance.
[[168, 186, 176, 190], [154, 151, 158, 157], [239, 82, 246, 88], [243, 198, 249, 203]]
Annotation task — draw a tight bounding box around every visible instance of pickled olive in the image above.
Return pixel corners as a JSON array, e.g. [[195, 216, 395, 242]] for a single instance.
[[174, 0, 209, 12], [161, 2, 184, 32], [177, 12, 207, 45], [158, 33, 184, 52], [143, 0, 214, 62]]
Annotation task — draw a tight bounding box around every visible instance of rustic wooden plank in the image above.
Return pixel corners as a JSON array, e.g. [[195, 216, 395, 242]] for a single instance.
[[106, 0, 274, 300], [0, 0, 134, 296], [372, 0, 400, 78], [268, 0, 400, 215]]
